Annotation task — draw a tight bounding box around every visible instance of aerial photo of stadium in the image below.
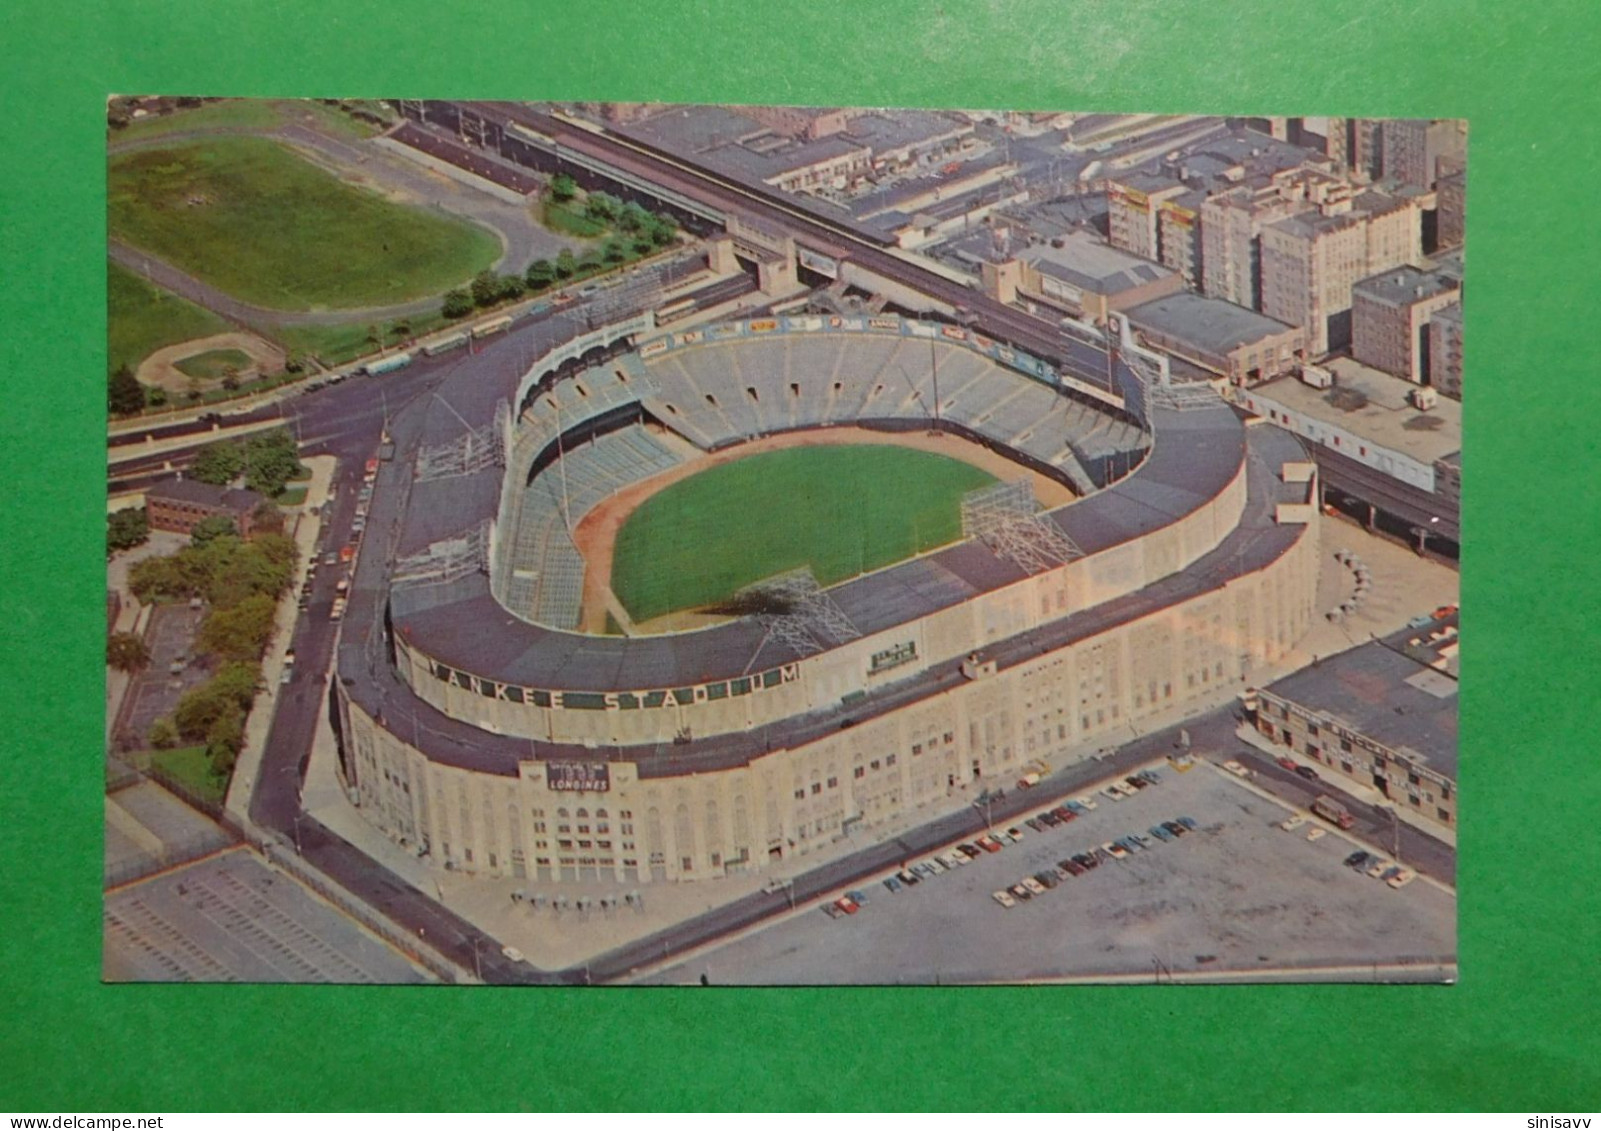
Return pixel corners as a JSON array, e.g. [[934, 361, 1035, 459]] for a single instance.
[[106, 99, 1461, 984]]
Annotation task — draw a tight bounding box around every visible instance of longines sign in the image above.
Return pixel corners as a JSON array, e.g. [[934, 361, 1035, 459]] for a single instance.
[[546, 762, 611, 792]]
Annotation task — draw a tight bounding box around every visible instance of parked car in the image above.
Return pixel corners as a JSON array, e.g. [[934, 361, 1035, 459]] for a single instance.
[[991, 829, 1014, 846], [975, 835, 1002, 853], [1006, 826, 1026, 842], [1280, 814, 1308, 832], [1073, 853, 1099, 871], [1025, 818, 1047, 833], [918, 860, 944, 877], [1223, 760, 1250, 778], [834, 897, 859, 915], [1387, 868, 1418, 889], [1039, 811, 1063, 828], [883, 875, 903, 893], [1177, 816, 1198, 830], [1149, 825, 1174, 843], [1103, 841, 1129, 861], [1021, 876, 1048, 896], [1102, 786, 1125, 803], [1009, 883, 1033, 902], [845, 889, 869, 906], [1163, 821, 1187, 838], [1366, 858, 1395, 879], [957, 843, 983, 858], [1064, 800, 1088, 816], [822, 902, 845, 919], [1124, 775, 1149, 791], [1061, 858, 1087, 877], [1296, 765, 1320, 782], [1129, 834, 1153, 850], [941, 851, 968, 868], [898, 869, 920, 886], [1277, 757, 1299, 772], [1344, 850, 1372, 869], [992, 889, 1017, 909], [1052, 806, 1076, 823], [1034, 871, 1060, 890], [1305, 827, 1327, 842], [1139, 768, 1162, 785], [1076, 795, 1099, 811], [1016, 771, 1041, 789]]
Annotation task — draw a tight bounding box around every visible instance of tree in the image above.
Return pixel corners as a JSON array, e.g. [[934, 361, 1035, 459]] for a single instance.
[[283, 351, 305, 375], [389, 319, 411, 346], [583, 191, 620, 224], [107, 631, 150, 673], [196, 592, 277, 663], [189, 441, 244, 486], [174, 681, 238, 742], [108, 363, 144, 416], [649, 215, 678, 247], [186, 376, 204, 403], [205, 706, 245, 777], [147, 716, 179, 750], [107, 507, 149, 554], [243, 428, 303, 498], [220, 364, 241, 391], [252, 500, 286, 537], [190, 514, 240, 547], [442, 288, 473, 319], [147, 386, 168, 407], [470, 269, 501, 309], [364, 324, 382, 354], [549, 173, 576, 202], [617, 201, 649, 234], [525, 258, 556, 290], [496, 273, 525, 302], [210, 661, 262, 710], [603, 238, 627, 264]]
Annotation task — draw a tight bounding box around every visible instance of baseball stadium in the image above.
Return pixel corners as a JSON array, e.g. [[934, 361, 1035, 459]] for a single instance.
[[333, 302, 1323, 886]]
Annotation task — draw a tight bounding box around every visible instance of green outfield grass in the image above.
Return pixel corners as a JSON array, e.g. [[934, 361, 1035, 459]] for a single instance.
[[173, 347, 253, 380], [611, 445, 996, 623], [107, 260, 230, 375], [108, 135, 499, 311]]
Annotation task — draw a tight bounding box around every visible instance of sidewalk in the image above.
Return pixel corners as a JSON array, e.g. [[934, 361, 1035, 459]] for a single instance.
[[225, 454, 337, 820]]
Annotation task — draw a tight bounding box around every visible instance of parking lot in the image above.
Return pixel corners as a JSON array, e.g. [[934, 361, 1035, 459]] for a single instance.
[[643, 761, 1457, 985], [112, 602, 209, 750]]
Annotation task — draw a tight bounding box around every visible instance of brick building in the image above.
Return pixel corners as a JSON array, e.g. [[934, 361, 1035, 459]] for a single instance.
[[144, 479, 266, 540], [1351, 266, 1462, 384]]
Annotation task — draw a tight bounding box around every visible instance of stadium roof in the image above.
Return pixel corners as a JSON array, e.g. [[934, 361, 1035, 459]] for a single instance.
[[342, 417, 1307, 778]]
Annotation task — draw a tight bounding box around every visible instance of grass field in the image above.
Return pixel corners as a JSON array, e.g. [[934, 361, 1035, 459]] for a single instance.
[[610, 445, 996, 623], [108, 135, 499, 311], [149, 745, 226, 806], [174, 348, 253, 380], [107, 260, 230, 375], [274, 309, 454, 366]]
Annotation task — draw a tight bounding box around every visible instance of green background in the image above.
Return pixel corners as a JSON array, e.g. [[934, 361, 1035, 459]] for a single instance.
[[2, 0, 1598, 1112]]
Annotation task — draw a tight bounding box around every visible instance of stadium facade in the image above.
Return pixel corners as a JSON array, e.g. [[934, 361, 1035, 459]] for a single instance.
[[333, 309, 1322, 885]]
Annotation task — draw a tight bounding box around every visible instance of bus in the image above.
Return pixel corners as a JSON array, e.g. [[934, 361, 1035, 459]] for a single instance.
[[1311, 795, 1355, 830], [423, 332, 469, 356], [363, 351, 413, 377], [654, 297, 697, 325], [471, 315, 513, 339]]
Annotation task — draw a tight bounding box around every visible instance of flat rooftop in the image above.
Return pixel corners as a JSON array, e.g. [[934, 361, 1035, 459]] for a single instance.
[[1019, 232, 1175, 295], [1126, 291, 1300, 355], [1264, 629, 1458, 781], [1249, 357, 1462, 465], [1354, 265, 1461, 307]]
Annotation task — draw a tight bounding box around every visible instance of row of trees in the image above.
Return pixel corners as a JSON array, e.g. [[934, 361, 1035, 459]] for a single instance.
[[188, 427, 305, 499], [129, 523, 297, 776], [439, 189, 679, 324], [107, 507, 150, 554]]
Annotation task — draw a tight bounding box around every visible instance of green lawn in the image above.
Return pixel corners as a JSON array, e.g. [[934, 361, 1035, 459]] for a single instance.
[[149, 745, 227, 806], [108, 135, 500, 311], [174, 347, 253, 380], [274, 309, 453, 367], [610, 445, 996, 623], [275, 486, 308, 506], [541, 199, 608, 238], [112, 99, 283, 143], [107, 260, 229, 375]]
